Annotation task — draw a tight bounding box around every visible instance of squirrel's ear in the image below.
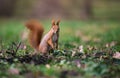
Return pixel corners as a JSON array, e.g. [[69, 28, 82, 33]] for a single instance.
[[56, 19, 60, 25], [52, 20, 55, 26]]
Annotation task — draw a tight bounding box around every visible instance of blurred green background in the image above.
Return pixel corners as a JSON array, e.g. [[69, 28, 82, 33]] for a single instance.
[[0, 0, 120, 19], [0, 0, 120, 78]]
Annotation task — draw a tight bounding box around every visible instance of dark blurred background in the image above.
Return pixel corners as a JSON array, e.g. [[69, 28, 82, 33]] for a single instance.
[[0, 0, 120, 20]]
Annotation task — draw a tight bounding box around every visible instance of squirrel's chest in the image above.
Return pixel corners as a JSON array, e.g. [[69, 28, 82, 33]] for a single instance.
[[52, 33, 58, 42]]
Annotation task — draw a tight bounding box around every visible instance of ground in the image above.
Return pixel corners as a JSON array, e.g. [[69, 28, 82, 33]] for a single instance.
[[0, 19, 120, 78]]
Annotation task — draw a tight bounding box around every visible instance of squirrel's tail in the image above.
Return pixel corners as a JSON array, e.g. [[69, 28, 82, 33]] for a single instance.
[[25, 20, 44, 50]]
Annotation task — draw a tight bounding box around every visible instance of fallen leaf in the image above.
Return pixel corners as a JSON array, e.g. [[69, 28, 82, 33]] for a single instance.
[[113, 52, 120, 59], [79, 45, 84, 53], [8, 68, 19, 75]]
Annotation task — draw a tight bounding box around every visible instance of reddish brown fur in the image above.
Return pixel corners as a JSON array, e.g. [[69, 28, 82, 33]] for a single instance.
[[25, 20, 44, 50]]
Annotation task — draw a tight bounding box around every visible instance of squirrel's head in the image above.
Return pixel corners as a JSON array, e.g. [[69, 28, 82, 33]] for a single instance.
[[51, 20, 60, 33]]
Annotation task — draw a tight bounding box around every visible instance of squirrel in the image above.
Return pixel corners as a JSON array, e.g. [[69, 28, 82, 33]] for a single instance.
[[52, 19, 60, 49], [25, 19, 60, 54]]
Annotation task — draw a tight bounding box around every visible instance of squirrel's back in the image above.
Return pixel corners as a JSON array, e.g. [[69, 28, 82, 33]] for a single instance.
[[25, 20, 44, 50]]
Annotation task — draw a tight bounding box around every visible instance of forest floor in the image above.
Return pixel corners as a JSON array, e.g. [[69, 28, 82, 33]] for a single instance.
[[0, 19, 120, 78]]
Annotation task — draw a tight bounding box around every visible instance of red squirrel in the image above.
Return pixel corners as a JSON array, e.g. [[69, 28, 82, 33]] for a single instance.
[[25, 20, 60, 54], [52, 20, 60, 49]]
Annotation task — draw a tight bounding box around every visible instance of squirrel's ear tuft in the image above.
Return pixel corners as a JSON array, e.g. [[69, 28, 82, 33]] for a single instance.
[[52, 19, 55, 26], [56, 19, 60, 25]]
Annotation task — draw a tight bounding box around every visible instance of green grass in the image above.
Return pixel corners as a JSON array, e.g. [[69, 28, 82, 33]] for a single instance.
[[0, 19, 120, 78]]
